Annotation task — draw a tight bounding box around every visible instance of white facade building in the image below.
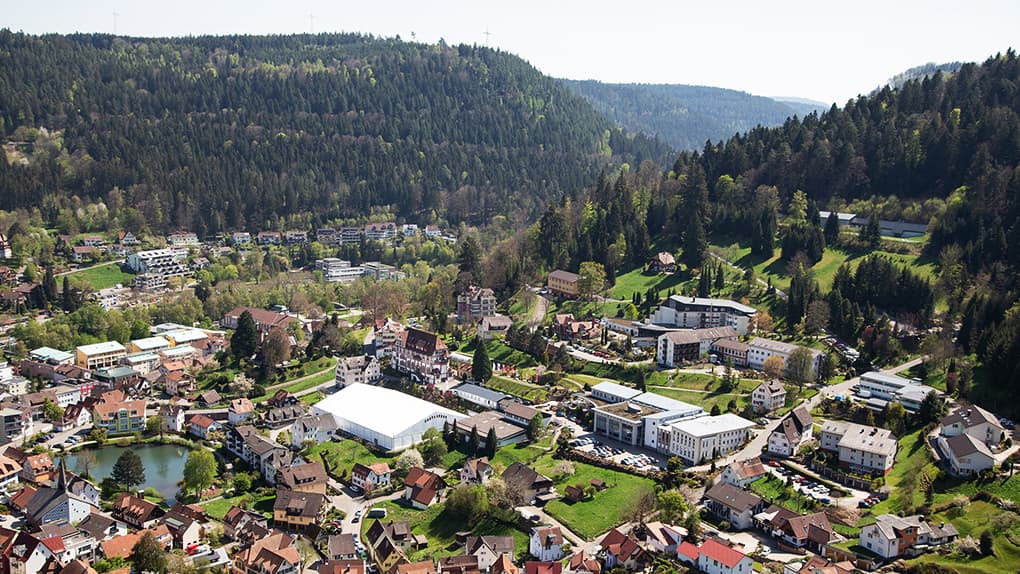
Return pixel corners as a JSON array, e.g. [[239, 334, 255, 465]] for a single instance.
[[819, 421, 897, 476], [746, 338, 822, 376], [657, 414, 756, 464], [317, 258, 365, 283], [650, 296, 758, 336], [335, 355, 382, 388]]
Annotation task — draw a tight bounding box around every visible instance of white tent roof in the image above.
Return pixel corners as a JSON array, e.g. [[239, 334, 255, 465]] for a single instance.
[[313, 384, 465, 438]]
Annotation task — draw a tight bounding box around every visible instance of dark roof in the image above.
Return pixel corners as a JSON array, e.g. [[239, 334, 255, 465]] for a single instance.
[[77, 513, 117, 540], [274, 489, 326, 518], [401, 328, 446, 355], [328, 534, 358, 558], [278, 462, 327, 489], [502, 462, 551, 491], [464, 535, 514, 556], [704, 482, 763, 513]]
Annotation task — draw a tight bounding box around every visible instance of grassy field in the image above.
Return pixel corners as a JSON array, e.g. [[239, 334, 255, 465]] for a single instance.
[[710, 235, 937, 294], [362, 500, 529, 562], [856, 428, 934, 521], [460, 339, 539, 368], [309, 439, 394, 479], [609, 267, 688, 301], [647, 386, 750, 414], [300, 391, 325, 404], [200, 492, 275, 520], [749, 474, 820, 514], [539, 457, 656, 539], [66, 262, 135, 290], [907, 500, 1020, 574], [487, 375, 548, 403]]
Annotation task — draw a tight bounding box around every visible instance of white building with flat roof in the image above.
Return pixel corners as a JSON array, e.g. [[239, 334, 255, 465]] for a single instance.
[[650, 296, 758, 336], [857, 371, 936, 413], [317, 258, 365, 283], [591, 386, 704, 449], [312, 384, 465, 451], [747, 337, 822, 376], [657, 413, 756, 464], [819, 420, 897, 476]]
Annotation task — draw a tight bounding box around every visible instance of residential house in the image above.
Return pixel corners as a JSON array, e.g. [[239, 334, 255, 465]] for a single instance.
[[77, 513, 125, 544], [160, 404, 186, 433], [598, 528, 646, 570], [0, 407, 32, 444], [0, 455, 21, 490], [566, 551, 600, 574], [940, 404, 1005, 447], [703, 483, 764, 530], [783, 556, 856, 574], [499, 400, 540, 427], [274, 490, 326, 533], [819, 421, 897, 476], [291, 413, 339, 448], [755, 506, 837, 550], [198, 389, 222, 406], [453, 384, 510, 411], [401, 561, 440, 574], [335, 355, 382, 389], [373, 318, 405, 358], [459, 457, 492, 484], [55, 403, 91, 432], [525, 563, 561, 574], [277, 462, 328, 495], [222, 306, 299, 343], [366, 521, 426, 572], [232, 231, 252, 245], [767, 407, 814, 457], [456, 286, 497, 324], [364, 222, 397, 241], [552, 314, 598, 341], [718, 458, 767, 489], [479, 315, 513, 340], [91, 399, 146, 435], [438, 555, 478, 574], [233, 531, 303, 574], [117, 231, 140, 246], [112, 493, 165, 529], [937, 433, 996, 476], [162, 504, 205, 549], [6, 531, 57, 574], [697, 538, 753, 574], [751, 381, 787, 414], [547, 270, 579, 298], [502, 463, 553, 505], [463, 536, 514, 571], [647, 252, 677, 273], [265, 404, 307, 428], [223, 506, 269, 543], [676, 541, 700, 567], [655, 326, 740, 367], [257, 231, 282, 245], [528, 527, 564, 561], [404, 467, 446, 509], [229, 398, 256, 425], [285, 231, 308, 244], [327, 534, 360, 561], [167, 232, 199, 247], [392, 328, 450, 385], [20, 452, 54, 485], [351, 462, 392, 493], [189, 414, 222, 439], [642, 522, 684, 554], [858, 514, 959, 559]]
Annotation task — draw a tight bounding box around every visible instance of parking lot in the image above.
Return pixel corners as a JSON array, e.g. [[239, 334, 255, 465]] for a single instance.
[[569, 435, 663, 471], [764, 460, 872, 509]]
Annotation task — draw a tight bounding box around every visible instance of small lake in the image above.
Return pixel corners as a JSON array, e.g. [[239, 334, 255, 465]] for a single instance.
[[63, 444, 191, 505]]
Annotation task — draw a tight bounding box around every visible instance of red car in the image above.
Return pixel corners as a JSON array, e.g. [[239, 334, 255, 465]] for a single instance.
[[767, 460, 781, 468]]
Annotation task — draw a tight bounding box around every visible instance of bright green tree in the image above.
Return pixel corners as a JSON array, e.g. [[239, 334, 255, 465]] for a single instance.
[[183, 449, 218, 496]]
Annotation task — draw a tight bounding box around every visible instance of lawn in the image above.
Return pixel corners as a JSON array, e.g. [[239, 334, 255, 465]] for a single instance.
[[309, 439, 394, 480], [856, 428, 935, 521], [609, 267, 688, 301], [200, 492, 275, 520], [749, 475, 820, 514], [300, 391, 326, 404], [66, 262, 136, 290], [460, 339, 538, 368], [362, 500, 529, 561], [539, 458, 657, 539], [645, 386, 750, 414], [487, 375, 548, 403], [907, 500, 1020, 574]]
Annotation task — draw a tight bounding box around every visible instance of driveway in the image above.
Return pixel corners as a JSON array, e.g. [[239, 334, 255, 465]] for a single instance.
[[685, 356, 926, 472], [518, 504, 588, 548]]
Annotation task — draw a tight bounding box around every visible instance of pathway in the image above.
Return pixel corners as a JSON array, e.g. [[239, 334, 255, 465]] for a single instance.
[[685, 355, 925, 472]]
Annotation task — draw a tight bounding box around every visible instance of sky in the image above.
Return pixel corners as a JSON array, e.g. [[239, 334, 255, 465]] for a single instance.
[[5, 0, 1019, 105]]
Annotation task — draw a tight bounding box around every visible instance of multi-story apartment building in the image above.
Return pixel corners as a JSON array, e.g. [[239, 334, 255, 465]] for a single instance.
[[819, 421, 897, 476], [650, 296, 758, 336]]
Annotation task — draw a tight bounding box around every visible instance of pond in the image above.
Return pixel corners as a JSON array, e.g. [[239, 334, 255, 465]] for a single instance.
[[63, 443, 192, 505]]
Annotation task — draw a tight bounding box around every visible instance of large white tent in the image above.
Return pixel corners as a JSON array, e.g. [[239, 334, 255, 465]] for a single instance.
[[312, 383, 465, 451]]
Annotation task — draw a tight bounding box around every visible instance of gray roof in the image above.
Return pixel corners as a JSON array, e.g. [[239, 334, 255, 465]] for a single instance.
[[944, 434, 994, 460], [591, 381, 642, 401], [453, 383, 511, 404], [705, 482, 762, 513], [941, 405, 1002, 430]]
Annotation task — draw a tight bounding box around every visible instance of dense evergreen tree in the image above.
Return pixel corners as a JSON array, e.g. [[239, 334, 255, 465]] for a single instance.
[[230, 310, 258, 361], [111, 450, 145, 490], [471, 339, 492, 382]]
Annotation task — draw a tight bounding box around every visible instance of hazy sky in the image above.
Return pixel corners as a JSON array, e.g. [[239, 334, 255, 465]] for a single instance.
[[6, 0, 1019, 104]]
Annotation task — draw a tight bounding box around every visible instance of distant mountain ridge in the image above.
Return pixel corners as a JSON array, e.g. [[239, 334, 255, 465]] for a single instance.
[[560, 80, 827, 150]]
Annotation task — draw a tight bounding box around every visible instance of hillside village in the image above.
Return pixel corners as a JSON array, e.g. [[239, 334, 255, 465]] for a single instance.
[[0, 221, 1008, 574]]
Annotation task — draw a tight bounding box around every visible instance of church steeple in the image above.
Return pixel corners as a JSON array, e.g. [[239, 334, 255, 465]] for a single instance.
[[57, 458, 67, 490]]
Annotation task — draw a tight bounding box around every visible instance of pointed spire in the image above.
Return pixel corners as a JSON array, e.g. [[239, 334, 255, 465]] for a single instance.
[[57, 458, 67, 490]]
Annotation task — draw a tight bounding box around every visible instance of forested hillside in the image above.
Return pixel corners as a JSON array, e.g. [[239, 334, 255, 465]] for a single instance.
[[560, 80, 823, 150], [0, 31, 669, 234], [502, 50, 1020, 397]]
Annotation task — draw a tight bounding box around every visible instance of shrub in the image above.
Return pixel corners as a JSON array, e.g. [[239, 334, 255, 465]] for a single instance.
[[955, 536, 980, 557]]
